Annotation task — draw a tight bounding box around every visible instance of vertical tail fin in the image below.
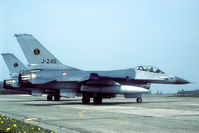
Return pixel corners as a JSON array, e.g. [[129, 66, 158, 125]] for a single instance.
[[1, 53, 28, 75], [15, 34, 79, 70]]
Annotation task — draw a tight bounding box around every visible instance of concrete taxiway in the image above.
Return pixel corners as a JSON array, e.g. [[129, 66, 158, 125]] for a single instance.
[[0, 95, 199, 133]]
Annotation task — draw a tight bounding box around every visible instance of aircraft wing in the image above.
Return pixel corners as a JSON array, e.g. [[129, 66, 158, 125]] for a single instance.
[[77, 73, 123, 86], [55, 75, 120, 86], [77, 73, 162, 85]]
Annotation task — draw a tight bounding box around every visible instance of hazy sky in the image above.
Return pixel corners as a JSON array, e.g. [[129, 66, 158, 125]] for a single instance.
[[1, 0, 199, 93]]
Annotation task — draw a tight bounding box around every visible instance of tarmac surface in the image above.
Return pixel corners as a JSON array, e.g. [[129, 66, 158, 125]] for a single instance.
[[0, 94, 199, 133]]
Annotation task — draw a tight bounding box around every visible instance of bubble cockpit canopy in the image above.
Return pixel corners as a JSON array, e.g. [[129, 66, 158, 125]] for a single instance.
[[134, 65, 165, 74]]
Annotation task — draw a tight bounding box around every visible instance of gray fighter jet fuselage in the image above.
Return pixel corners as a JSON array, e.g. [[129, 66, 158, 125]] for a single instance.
[[18, 65, 189, 103]]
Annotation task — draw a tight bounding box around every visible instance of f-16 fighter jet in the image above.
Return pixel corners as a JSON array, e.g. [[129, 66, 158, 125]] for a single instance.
[[14, 34, 189, 104]]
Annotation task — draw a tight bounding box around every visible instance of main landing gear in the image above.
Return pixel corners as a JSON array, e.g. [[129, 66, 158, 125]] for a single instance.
[[82, 94, 103, 104], [47, 95, 53, 101], [136, 98, 142, 103], [93, 96, 102, 104], [82, 96, 90, 104], [47, 95, 61, 101], [54, 95, 61, 101]]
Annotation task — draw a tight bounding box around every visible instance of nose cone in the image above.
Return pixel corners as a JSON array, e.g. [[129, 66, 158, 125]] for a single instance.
[[175, 76, 190, 84]]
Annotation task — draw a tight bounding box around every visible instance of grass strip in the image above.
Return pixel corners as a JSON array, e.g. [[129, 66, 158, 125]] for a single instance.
[[0, 114, 56, 133], [168, 94, 199, 97]]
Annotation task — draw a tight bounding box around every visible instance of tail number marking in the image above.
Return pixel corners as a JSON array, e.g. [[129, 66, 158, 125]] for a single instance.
[[41, 59, 57, 64]]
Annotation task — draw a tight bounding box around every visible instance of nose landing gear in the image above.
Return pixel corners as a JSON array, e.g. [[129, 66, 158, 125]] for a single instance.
[[136, 98, 142, 103]]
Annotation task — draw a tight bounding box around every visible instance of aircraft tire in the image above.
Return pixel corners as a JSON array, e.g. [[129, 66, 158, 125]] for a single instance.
[[136, 98, 142, 103], [94, 97, 102, 104], [54, 95, 61, 101], [47, 95, 53, 101], [82, 97, 90, 104]]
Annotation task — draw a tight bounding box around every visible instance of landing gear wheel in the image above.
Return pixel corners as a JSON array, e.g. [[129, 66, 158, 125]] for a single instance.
[[136, 98, 142, 103], [47, 95, 53, 101], [94, 97, 102, 104], [54, 95, 61, 101], [82, 97, 90, 104]]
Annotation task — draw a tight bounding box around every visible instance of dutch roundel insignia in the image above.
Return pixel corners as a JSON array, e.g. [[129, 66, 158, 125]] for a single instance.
[[14, 63, 18, 67], [62, 72, 67, 75], [34, 48, 40, 55]]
